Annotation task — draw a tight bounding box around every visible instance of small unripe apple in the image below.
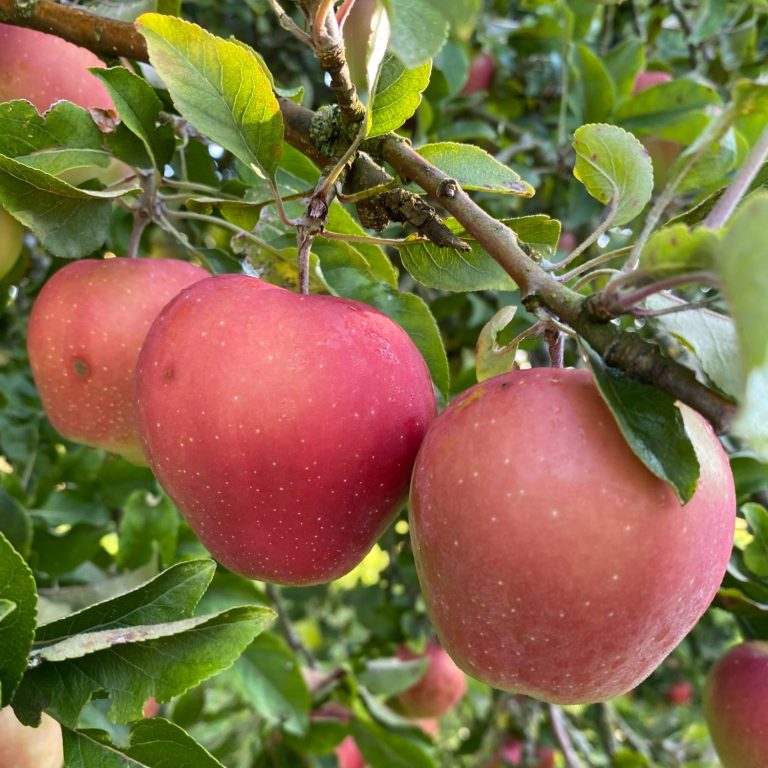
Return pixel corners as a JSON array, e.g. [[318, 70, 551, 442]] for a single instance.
[[135, 274, 436, 585], [666, 680, 693, 706], [410, 368, 735, 703], [394, 641, 467, 718], [704, 641, 768, 768], [0, 707, 63, 768], [460, 52, 496, 96], [27, 257, 209, 463], [0, 24, 114, 112], [0, 206, 23, 281]]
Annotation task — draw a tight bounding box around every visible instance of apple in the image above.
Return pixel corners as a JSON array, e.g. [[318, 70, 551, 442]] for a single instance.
[[703, 641, 768, 768], [460, 52, 496, 96], [409, 368, 735, 704], [0, 707, 63, 768], [336, 735, 365, 768], [0, 24, 114, 113], [135, 274, 436, 585], [487, 739, 555, 768], [27, 257, 209, 464], [0, 206, 23, 281], [666, 680, 693, 706], [632, 70, 680, 188], [393, 641, 467, 718]]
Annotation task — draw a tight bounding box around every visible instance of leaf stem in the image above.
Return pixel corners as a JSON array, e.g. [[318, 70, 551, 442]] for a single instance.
[[704, 122, 768, 229]]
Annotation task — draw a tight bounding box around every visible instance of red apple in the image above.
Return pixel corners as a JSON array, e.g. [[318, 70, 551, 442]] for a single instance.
[[632, 70, 673, 93], [0, 24, 114, 113], [666, 680, 693, 706], [0, 206, 23, 281], [410, 368, 735, 703], [0, 707, 63, 768], [487, 739, 555, 768], [27, 257, 209, 464], [394, 641, 467, 718], [704, 641, 768, 768], [336, 736, 365, 768], [142, 696, 160, 718], [135, 274, 436, 585], [460, 52, 496, 96]]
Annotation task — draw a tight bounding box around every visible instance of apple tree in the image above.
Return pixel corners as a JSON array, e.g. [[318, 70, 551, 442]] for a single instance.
[[0, 0, 767, 766]]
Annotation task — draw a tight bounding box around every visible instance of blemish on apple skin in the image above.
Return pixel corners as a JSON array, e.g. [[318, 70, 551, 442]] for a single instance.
[[72, 357, 90, 377]]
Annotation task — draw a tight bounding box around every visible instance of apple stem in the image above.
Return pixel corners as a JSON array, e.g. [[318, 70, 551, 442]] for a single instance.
[[547, 705, 584, 768], [297, 229, 313, 295], [265, 583, 317, 668], [601, 270, 719, 316], [265, 0, 313, 45]]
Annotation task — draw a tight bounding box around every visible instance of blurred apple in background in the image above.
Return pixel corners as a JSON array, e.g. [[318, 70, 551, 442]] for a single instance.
[[0, 206, 23, 281], [460, 51, 496, 96], [0, 707, 63, 768], [393, 641, 467, 718], [704, 642, 768, 768], [666, 680, 693, 706], [632, 70, 680, 188]]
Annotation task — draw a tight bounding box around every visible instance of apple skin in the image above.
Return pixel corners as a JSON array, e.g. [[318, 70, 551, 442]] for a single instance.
[[704, 641, 768, 768], [460, 52, 496, 96], [27, 257, 209, 464], [0, 707, 63, 768], [336, 736, 365, 768], [0, 206, 23, 281], [394, 641, 467, 718], [409, 368, 735, 704], [135, 274, 436, 585], [0, 24, 114, 113]]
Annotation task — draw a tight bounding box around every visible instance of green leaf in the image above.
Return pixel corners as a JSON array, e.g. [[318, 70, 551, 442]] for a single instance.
[[603, 38, 645, 100], [91, 66, 174, 168], [0, 153, 131, 259], [0, 531, 37, 706], [16, 605, 274, 726], [572, 123, 653, 227], [358, 657, 429, 697], [475, 306, 519, 382], [717, 193, 768, 459], [15, 148, 112, 177], [572, 43, 615, 123], [35, 560, 215, 644], [325, 201, 398, 286], [616, 80, 721, 143], [137, 13, 283, 178], [0, 600, 16, 624], [581, 341, 700, 504], [0, 487, 32, 559], [416, 142, 534, 197], [0, 100, 103, 158], [645, 294, 740, 400], [399, 215, 559, 292], [352, 716, 436, 768], [224, 632, 310, 736], [640, 223, 719, 276], [673, 127, 738, 194], [321, 263, 450, 398], [117, 491, 179, 571], [62, 719, 226, 767], [369, 56, 432, 138], [382, 0, 449, 68], [743, 502, 768, 577], [37, 561, 160, 626]]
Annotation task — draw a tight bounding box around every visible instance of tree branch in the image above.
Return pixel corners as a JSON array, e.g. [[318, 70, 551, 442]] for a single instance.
[[0, 3, 738, 434], [0, 0, 147, 59]]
